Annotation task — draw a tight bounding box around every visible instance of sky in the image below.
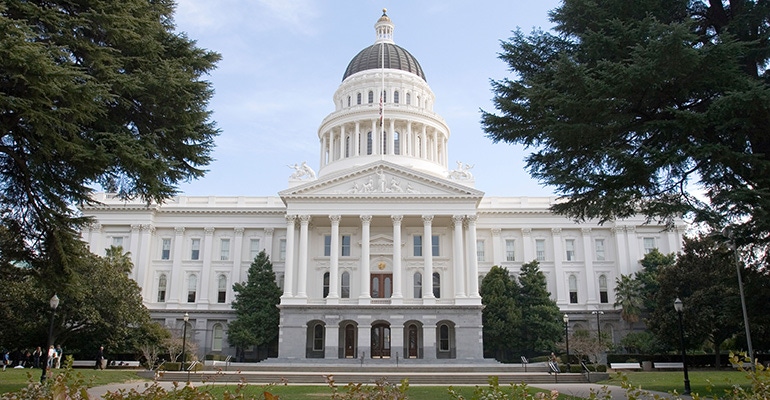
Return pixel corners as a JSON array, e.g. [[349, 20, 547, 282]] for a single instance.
[[172, 0, 563, 198]]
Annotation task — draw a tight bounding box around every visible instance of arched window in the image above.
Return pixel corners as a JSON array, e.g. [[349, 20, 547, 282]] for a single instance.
[[347, 96, 351, 107], [357, 92, 362, 104], [187, 274, 197, 303], [406, 93, 411, 105], [323, 272, 330, 298], [394, 91, 400, 103], [368, 91, 374, 103], [569, 275, 578, 304], [439, 324, 450, 351], [599, 275, 609, 303], [217, 274, 227, 303], [382, 132, 387, 154], [394, 132, 400, 155], [432, 272, 441, 298], [341, 271, 350, 298], [313, 323, 324, 351], [416, 136, 422, 158], [212, 324, 224, 351], [157, 274, 167, 302], [413, 272, 422, 298], [345, 135, 351, 158], [366, 132, 373, 155], [381, 90, 387, 103]]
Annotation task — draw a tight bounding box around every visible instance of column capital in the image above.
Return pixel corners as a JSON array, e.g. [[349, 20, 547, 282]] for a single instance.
[[465, 215, 477, 224], [234, 227, 245, 236], [174, 227, 185, 235], [522, 227, 532, 236], [264, 227, 275, 235], [285, 214, 297, 224], [551, 227, 562, 236], [452, 215, 464, 224], [422, 215, 434, 224], [329, 215, 341, 223], [204, 227, 215, 235], [360, 215, 372, 223], [299, 215, 312, 224], [581, 227, 592, 234], [391, 215, 403, 224], [491, 228, 501, 236]]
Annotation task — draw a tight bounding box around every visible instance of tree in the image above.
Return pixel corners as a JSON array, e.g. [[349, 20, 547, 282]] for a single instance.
[[613, 249, 675, 330], [480, 266, 522, 361], [613, 274, 644, 330], [0, 1, 220, 275], [517, 261, 562, 355], [228, 250, 281, 361], [481, 0, 770, 256]]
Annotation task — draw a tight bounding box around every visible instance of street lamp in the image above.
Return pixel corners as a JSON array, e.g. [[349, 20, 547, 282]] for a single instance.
[[724, 229, 754, 368], [40, 294, 60, 384], [563, 314, 570, 372], [674, 298, 691, 395], [591, 310, 604, 339], [180, 312, 189, 371]]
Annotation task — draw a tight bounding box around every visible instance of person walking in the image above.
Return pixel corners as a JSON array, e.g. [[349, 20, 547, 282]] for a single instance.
[[2, 350, 9, 371], [96, 346, 105, 370], [46, 345, 56, 369], [32, 346, 42, 368], [54, 345, 62, 368]]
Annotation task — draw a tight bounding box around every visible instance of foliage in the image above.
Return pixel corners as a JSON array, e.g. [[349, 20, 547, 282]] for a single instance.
[[448, 377, 561, 400], [227, 251, 281, 358], [619, 332, 667, 355], [517, 261, 563, 355], [613, 275, 644, 327], [163, 325, 198, 364], [481, 0, 770, 258], [0, 0, 220, 277], [562, 329, 606, 365], [480, 266, 522, 360], [325, 375, 409, 400], [613, 249, 675, 329]]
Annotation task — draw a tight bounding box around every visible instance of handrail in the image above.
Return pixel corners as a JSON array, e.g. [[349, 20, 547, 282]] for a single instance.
[[580, 361, 591, 381]]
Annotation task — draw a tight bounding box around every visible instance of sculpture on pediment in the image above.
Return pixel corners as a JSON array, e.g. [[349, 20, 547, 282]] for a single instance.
[[288, 161, 316, 180], [449, 161, 474, 180]]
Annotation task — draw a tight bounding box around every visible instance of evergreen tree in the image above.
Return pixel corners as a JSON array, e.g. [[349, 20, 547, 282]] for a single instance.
[[228, 251, 281, 360], [480, 266, 521, 361], [482, 0, 770, 256], [517, 260, 562, 356]]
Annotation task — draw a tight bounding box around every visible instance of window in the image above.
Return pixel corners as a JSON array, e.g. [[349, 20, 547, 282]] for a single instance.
[[347, 95, 351, 107], [313, 323, 324, 351], [368, 91, 374, 103], [366, 132, 373, 155], [249, 238, 260, 261], [357, 93, 361, 104], [220, 238, 230, 261], [323, 272, 330, 298], [381, 90, 386, 103], [505, 239, 515, 262], [599, 275, 609, 304], [414, 235, 423, 257], [341, 235, 351, 256], [432, 272, 441, 298], [413, 272, 422, 298], [382, 132, 387, 154], [439, 324, 450, 351], [279, 239, 286, 260], [345, 135, 350, 157], [394, 91, 399, 103], [112, 236, 124, 248], [341, 272, 350, 298], [565, 239, 576, 261], [595, 239, 605, 261], [212, 324, 224, 352], [569, 275, 578, 304], [394, 132, 400, 155], [406, 93, 411, 105], [476, 240, 485, 262], [191, 238, 200, 260], [157, 274, 167, 302], [161, 238, 171, 260], [324, 235, 331, 257], [432, 235, 440, 257], [217, 275, 227, 303], [187, 274, 197, 303], [643, 237, 656, 254], [535, 239, 546, 261]]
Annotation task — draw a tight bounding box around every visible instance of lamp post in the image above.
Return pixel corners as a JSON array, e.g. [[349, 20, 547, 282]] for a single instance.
[[180, 312, 189, 371], [563, 314, 570, 372], [674, 298, 691, 395], [725, 229, 754, 368], [40, 294, 60, 384], [591, 310, 604, 339]]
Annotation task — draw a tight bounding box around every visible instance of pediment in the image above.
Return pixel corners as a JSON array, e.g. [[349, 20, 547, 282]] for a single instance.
[[279, 161, 484, 199]]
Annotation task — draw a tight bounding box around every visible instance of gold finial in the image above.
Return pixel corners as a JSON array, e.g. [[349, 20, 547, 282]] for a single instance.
[[382, 8, 387, 15]]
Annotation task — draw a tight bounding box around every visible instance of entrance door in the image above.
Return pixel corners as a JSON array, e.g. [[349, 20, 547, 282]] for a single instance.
[[408, 324, 419, 358], [371, 274, 392, 298], [371, 323, 391, 358], [344, 324, 356, 358]]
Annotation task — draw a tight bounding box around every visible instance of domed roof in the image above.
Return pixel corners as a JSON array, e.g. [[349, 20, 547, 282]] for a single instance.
[[342, 43, 426, 82]]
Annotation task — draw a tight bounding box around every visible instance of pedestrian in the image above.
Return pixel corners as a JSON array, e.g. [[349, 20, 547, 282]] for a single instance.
[[96, 345, 105, 370], [2, 350, 9, 371], [46, 345, 55, 369], [54, 344, 62, 368], [32, 346, 42, 368]]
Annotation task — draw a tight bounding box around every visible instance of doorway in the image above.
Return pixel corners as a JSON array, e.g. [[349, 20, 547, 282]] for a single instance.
[[371, 323, 391, 358]]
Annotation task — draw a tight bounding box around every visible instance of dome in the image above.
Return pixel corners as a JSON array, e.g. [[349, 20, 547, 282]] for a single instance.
[[342, 43, 426, 82]]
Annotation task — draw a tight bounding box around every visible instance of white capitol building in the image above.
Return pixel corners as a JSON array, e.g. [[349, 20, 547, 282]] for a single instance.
[[81, 10, 684, 362]]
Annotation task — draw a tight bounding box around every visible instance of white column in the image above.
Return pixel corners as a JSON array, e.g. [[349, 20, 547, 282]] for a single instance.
[[452, 215, 466, 298], [263, 227, 274, 259], [422, 215, 434, 300], [325, 323, 340, 359], [491, 228, 502, 266], [282, 215, 296, 298], [233, 227, 244, 283], [612, 226, 628, 277], [466, 215, 480, 298], [552, 228, 566, 304], [170, 227, 184, 303], [359, 215, 372, 303], [320, 133, 327, 167], [137, 224, 153, 294], [582, 228, 597, 304], [129, 224, 141, 280], [339, 126, 346, 159], [297, 215, 311, 298], [391, 215, 403, 301], [625, 226, 639, 276], [199, 227, 214, 303], [88, 223, 103, 255], [522, 228, 533, 262], [388, 119, 395, 155], [406, 122, 412, 156], [421, 125, 427, 159], [328, 215, 341, 301], [371, 120, 378, 155], [354, 122, 360, 156]]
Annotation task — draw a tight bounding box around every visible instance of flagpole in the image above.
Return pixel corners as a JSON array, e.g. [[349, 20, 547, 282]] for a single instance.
[[380, 38, 385, 159]]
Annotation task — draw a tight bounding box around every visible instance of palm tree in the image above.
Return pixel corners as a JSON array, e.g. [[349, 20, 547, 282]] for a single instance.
[[613, 274, 643, 331]]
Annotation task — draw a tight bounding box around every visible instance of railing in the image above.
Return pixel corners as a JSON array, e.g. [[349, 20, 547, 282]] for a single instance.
[[581, 361, 591, 381], [521, 356, 529, 372]]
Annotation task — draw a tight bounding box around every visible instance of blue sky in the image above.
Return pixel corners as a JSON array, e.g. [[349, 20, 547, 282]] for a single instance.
[[173, 0, 562, 197]]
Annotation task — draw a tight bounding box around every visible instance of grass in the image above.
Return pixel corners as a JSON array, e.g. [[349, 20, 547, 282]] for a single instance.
[[0, 368, 147, 394], [600, 370, 754, 397]]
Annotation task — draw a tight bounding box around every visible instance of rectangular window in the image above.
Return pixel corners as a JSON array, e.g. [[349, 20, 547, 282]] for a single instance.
[[341, 235, 351, 257], [279, 239, 286, 260], [505, 239, 515, 262], [565, 239, 576, 261], [432, 235, 440, 257], [161, 238, 171, 260], [643, 237, 656, 254], [249, 238, 260, 260], [190, 238, 200, 260], [595, 239, 606, 261], [476, 240, 485, 262], [600, 291, 609, 303], [111, 236, 123, 250], [535, 239, 546, 261], [414, 235, 423, 257], [220, 238, 230, 261], [324, 235, 331, 257]]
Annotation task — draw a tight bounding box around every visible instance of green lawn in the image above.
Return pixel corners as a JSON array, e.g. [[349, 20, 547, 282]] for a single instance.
[[0, 368, 146, 394], [600, 370, 754, 397]]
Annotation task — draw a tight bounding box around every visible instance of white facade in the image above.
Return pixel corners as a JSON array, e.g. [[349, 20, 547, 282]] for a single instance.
[[80, 11, 684, 361]]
